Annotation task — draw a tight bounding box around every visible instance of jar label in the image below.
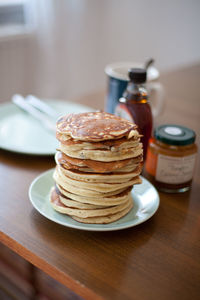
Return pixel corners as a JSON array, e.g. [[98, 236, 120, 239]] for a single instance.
[[156, 154, 197, 184], [115, 103, 135, 123]]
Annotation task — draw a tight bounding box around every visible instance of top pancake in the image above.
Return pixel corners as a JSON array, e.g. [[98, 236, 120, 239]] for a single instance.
[[56, 112, 138, 141]]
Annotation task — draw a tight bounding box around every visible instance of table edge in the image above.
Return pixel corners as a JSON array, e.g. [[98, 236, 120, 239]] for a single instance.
[[0, 232, 103, 300]]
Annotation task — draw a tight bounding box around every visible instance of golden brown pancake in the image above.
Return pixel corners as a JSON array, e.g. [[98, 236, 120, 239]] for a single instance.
[[55, 151, 143, 173], [56, 132, 140, 147], [59, 143, 143, 162], [58, 164, 142, 183], [56, 184, 132, 205], [56, 112, 138, 141], [72, 200, 133, 224]]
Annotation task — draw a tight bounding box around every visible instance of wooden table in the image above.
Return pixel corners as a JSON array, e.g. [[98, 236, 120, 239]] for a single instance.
[[0, 64, 200, 300]]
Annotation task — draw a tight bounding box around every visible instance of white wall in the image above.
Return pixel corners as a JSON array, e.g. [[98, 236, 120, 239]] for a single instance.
[[0, 0, 200, 102], [102, 0, 200, 71]]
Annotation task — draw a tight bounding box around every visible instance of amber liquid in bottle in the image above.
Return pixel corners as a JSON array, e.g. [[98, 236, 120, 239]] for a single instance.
[[121, 82, 153, 160]]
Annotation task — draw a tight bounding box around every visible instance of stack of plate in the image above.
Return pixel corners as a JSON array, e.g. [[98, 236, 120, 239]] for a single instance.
[[50, 112, 143, 224]]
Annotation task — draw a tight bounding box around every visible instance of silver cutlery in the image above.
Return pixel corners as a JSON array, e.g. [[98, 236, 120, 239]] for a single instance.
[[25, 94, 58, 118], [12, 94, 56, 134]]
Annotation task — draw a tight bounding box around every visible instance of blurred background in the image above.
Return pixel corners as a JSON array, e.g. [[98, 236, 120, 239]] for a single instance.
[[0, 0, 200, 102]]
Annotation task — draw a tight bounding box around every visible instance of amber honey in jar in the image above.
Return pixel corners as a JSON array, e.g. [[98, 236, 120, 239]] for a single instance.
[[145, 124, 197, 192]]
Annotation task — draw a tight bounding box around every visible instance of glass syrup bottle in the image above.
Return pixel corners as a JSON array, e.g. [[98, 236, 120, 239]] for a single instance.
[[115, 68, 153, 160]]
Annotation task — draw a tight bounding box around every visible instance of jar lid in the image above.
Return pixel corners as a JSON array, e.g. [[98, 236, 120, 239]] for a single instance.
[[154, 124, 196, 146]]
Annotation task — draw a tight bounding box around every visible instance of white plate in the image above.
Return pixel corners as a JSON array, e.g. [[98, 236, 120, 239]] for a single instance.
[[0, 100, 93, 155], [29, 169, 160, 231]]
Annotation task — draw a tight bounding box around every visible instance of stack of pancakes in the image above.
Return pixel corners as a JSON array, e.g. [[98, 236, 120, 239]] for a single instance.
[[50, 112, 143, 224]]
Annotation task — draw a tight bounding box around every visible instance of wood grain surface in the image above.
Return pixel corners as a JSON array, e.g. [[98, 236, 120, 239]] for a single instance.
[[0, 64, 200, 300]]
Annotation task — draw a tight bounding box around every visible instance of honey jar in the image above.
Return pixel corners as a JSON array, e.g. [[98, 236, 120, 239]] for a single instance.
[[145, 124, 198, 192]]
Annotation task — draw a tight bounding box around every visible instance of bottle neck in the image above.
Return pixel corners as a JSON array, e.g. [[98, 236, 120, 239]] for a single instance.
[[123, 82, 148, 102]]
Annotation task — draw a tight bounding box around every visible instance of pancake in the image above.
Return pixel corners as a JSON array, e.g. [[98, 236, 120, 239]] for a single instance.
[[59, 143, 143, 162], [72, 200, 133, 224], [56, 133, 141, 147], [56, 135, 140, 151], [57, 184, 132, 205], [50, 187, 133, 218], [56, 112, 138, 141], [59, 164, 142, 183], [58, 163, 139, 174], [55, 151, 143, 173]]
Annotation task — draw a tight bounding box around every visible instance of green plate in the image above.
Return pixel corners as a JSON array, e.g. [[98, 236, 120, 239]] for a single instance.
[[29, 169, 160, 231], [0, 100, 93, 155]]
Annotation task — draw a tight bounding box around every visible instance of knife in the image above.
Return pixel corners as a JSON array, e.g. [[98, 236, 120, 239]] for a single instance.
[[12, 94, 56, 134], [26, 94, 58, 118]]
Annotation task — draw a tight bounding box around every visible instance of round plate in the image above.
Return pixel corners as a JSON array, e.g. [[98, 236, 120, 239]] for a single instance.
[[29, 169, 160, 231], [0, 100, 93, 155]]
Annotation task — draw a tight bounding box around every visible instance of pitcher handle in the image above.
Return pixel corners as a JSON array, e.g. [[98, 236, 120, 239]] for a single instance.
[[148, 82, 165, 118]]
